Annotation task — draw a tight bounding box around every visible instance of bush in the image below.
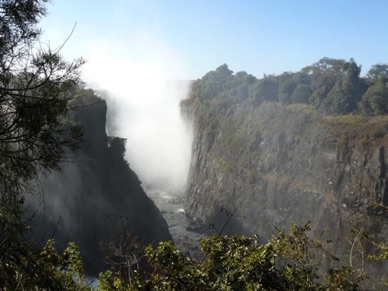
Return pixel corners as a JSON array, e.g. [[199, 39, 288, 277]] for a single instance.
[[98, 223, 386, 290]]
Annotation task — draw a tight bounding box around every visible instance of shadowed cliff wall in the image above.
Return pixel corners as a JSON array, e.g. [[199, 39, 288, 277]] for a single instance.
[[27, 90, 171, 275]]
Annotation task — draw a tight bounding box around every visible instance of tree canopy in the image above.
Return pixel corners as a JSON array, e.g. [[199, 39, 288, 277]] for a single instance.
[[0, 0, 84, 194], [96, 222, 387, 290], [187, 57, 388, 116], [0, 0, 85, 289]]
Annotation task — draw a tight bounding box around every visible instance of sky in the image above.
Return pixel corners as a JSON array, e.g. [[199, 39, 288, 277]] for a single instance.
[[40, 0, 388, 80], [38, 0, 388, 191]]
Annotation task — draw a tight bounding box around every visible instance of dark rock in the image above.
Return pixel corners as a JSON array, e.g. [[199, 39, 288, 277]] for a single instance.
[[26, 91, 171, 276]]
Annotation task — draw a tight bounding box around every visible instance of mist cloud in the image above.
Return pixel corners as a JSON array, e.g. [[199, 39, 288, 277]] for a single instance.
[[82, 37, 193, 193]]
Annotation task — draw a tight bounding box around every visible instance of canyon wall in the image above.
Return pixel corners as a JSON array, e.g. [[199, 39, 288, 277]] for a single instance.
[[182, 67, 388, 275], [27, 90, 171, 275]]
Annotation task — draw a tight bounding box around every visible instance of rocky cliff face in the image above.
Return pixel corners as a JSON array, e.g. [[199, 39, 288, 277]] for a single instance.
[[27, 90, 171, 275], [183, 95, 388, 271]]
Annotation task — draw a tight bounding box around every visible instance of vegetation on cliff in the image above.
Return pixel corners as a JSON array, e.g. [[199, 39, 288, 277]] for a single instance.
[[182, 59, 388, 116]]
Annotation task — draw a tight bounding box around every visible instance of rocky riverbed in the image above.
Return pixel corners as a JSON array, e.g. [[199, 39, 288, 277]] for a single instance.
[[144, 187, 206, 259]]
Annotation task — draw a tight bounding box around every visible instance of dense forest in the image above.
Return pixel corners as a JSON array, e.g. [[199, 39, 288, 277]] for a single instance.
[[186, 59, 388, 116]]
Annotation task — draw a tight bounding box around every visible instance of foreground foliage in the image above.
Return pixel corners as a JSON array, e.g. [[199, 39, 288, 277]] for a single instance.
[[4, 220, 385, 290], [0, 238, 88, 290], [98, 223, 387, 290], [0, 0, 84, 289]]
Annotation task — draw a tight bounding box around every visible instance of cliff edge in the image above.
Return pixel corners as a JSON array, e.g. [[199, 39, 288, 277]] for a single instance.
[[182, 64, 388, 275]]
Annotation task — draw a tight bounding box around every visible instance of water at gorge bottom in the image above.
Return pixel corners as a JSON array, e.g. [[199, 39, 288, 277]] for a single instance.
[[144, 187, 206, 258]]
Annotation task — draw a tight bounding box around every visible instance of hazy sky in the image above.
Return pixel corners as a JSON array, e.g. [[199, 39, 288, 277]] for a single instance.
[[41, 0, 388, 80]]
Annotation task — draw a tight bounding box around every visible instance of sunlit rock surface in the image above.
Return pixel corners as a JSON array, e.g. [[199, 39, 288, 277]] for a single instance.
[[183, 98, 388, 275]]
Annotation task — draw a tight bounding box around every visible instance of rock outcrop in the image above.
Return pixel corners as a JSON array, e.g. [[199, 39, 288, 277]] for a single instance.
[[27, 90, 171, 275]]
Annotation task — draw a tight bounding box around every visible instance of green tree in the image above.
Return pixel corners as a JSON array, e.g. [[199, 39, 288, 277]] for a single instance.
[[221, 71, 256, 103], [0, 0, 85, 289], [0, 237, 89, 290], [320, 81, 352, 114], [290, 83, 312, 104], [303, 57, 346, 110], [342, 59, 365, 104], [360, 80, 388, 115], [100, 223, 381, 290], [0, 0, 83, 194], [277, 72, 296, 104], [249, 74, 279, 106], [366, 64, 388, 82], [319, 60, 363, 114], [199, 64, 233, 99], [302, 57, 346, 90], [309, 84, 331, 109]]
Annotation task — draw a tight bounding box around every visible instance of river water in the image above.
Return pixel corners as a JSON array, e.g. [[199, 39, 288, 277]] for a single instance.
[[144, 187, 206, 258]]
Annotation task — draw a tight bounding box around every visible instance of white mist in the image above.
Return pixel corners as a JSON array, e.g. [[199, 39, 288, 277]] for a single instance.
[[82, 42, 193, 193]]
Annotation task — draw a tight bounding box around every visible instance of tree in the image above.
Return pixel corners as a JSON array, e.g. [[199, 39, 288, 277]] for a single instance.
[[360, 80, 388, 115], [366, 64, 388, 82], [199, 64, 233, 99], [249, 74, 279, 105], [302, 57, 346, 91], [318, 60, 363, 114], [0, 0, 84, 289], [342, 59, 365, 104], [309, 84, 330, 109], [0, 0, 84, 192], [290, 84, 312, 104], [303, 58, 346, 109], [277, 72, 296, 104], [320, 81, 353, 114], [222, 71, 256, 102]]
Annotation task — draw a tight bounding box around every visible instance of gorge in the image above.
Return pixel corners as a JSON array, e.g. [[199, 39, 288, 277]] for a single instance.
[[28, 59, 388, 281], [5, 0, 388, 287]]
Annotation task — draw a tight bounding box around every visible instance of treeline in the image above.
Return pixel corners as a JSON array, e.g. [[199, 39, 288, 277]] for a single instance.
[[189, 58, 388, 115]]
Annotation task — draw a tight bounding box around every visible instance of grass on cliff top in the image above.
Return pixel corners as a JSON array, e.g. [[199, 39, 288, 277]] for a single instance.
[[286, 103, 318, 116], [323, 114, 370, 124], [365, 114, 388, 124], [323, 114, 388, 149]]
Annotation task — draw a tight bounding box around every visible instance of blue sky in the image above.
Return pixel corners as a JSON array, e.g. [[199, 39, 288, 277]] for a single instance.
[[41, 0, 388, 80], [38, 1, 388, 188]]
